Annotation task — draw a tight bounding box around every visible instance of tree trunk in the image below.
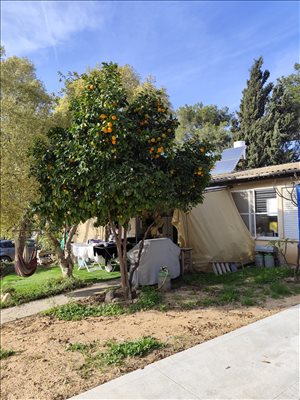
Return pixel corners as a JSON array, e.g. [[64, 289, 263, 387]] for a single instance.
[[47, 224, 77, 278], [110, 219, 130, 300]]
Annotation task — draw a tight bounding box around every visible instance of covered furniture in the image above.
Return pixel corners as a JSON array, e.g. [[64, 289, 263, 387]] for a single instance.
[[128, 238, 181, 286]]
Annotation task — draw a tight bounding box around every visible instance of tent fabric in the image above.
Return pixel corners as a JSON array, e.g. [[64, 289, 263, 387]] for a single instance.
[[172, 189, 255, 272], [74, 219, 106, 243], [127, 238, 181, 286]]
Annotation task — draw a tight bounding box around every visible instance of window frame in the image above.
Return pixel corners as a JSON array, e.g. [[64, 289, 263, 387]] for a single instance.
[[231, 187, 279, 240]]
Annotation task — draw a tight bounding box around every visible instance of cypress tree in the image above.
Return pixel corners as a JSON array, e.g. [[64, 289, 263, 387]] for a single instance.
[[235, 57, 273, 168]]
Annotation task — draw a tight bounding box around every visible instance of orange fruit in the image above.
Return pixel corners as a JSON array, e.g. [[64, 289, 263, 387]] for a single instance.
[[112, 135, 116, 141], [100, 114, 107, 120], [107, 127, 113, 133], [107, 122, 113, 127], [111, 115, 117, 120]]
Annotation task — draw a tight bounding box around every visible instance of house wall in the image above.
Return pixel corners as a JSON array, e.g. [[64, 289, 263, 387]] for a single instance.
[[229, 177, 299, 265]]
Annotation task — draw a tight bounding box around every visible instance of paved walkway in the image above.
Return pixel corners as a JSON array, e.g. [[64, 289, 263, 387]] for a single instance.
[[70, 305, 300, 400], [0, 279, 120, 325]]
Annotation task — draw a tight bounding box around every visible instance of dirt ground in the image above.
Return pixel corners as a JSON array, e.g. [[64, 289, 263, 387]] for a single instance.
[[1, 294, 299, 400]]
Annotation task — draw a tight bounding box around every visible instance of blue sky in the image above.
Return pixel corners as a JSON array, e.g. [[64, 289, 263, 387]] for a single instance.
[[1, 1, 299, 111]]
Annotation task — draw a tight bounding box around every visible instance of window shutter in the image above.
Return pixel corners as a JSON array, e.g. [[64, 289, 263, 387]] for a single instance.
[[255, 189, 276, 213], [282, 189, 299, 240]]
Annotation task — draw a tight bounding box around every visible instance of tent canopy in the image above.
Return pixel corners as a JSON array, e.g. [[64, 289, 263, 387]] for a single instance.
[[173, 189, 255, 271]]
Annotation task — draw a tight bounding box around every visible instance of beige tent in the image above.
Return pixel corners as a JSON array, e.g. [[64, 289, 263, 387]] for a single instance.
[[173, 189, 255, 271], [74, 219, 106, 243]]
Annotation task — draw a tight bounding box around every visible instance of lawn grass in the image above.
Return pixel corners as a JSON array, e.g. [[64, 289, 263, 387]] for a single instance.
[[0, 265, 120, 308], [2, 264, 298, 312], [178, 266, 300, 306]]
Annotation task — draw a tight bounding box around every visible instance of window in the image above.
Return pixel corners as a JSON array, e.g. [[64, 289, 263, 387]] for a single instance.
[[255, 189, 278, 237], [232, 188, 278, 238]]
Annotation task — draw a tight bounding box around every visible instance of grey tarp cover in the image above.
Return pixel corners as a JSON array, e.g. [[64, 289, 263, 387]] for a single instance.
[[172, 189, 255, 271], [127, 238, 181, 286]]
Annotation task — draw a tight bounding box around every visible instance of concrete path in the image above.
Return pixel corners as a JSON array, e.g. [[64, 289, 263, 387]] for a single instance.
[[70, 305, 300, 400], [0, 279, 120, 325]]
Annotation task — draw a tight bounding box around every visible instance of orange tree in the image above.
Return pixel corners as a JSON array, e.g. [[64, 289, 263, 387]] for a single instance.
[[32, 63, 217, 295]]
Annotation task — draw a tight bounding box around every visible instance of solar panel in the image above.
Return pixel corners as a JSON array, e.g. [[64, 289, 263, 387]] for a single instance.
[[211, 146, 246, 175]]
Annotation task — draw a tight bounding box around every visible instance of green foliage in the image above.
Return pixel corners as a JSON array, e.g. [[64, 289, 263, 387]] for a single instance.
[[270, 282, 291, 298], [43, 302, 125, 320], [43, 286, 162, 320], [0, 348, 16, 360], [282, 63, 300, 105], [234, 57, 273, 168], [129, 287, 162, 312], [0, 277, 85, 309], [102, 337, 164, 365], [66, 342, 96, 353], [175, 266, 296, 307], [253, 267, 291, 284], [31, 62, 217, 294], [66, 337, 164, 376], [32, 62, 217, 227], [0, 51, 52, 236], [240, 296, 257, 306], [219, 286, 239, 303], [176, 102, 233, 153]]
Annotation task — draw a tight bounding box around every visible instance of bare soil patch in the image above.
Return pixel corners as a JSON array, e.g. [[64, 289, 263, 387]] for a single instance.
[[1, 293, 299, 400]]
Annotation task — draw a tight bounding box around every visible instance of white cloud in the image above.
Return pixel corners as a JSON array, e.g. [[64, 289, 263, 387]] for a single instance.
[[1, 1, 108, 56]]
